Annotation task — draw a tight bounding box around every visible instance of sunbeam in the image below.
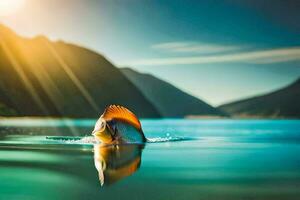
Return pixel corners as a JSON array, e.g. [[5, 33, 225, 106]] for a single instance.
[[43, 40, 99, 112], [0, 35, 48, 115]]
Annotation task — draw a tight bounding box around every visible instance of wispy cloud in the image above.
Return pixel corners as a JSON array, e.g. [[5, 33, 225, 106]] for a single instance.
[[123, 46, 300, 66], [151, 42, 242, 54]]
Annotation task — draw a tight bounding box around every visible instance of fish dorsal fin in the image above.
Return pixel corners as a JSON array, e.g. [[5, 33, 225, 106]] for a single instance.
[[101, 105, 142, 131]]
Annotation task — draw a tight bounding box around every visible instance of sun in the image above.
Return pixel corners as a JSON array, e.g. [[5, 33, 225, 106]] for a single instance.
[[0, 0, 25, 16]]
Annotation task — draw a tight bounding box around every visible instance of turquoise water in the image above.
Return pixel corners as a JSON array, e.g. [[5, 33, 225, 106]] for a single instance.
[[0, 119, 300, 200]]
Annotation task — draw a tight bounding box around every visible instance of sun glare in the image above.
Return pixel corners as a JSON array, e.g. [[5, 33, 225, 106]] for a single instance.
[[0, 0, 25, 16]]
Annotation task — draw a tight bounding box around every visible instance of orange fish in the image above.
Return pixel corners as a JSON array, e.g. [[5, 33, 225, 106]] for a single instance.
[[94, 144, 144, 186], [92, 105, 146, 144]]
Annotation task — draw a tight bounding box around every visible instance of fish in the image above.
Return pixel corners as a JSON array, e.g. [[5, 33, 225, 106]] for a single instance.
[[92, 105, 146, 144], [94, 143, 144, 186]]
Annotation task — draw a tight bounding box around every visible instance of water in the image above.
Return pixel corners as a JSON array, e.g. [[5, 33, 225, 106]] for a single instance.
[[0, 119, 300, 200]]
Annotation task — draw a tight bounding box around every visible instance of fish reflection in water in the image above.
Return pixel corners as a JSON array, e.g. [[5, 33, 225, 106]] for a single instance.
[[93, 144, 144, 186]]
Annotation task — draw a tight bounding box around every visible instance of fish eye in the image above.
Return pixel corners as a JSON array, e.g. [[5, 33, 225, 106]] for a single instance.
[[100, 119, 106, 130]]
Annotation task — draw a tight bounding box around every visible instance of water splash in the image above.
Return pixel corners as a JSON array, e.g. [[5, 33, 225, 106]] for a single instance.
[[46, 136, 96, 145], [146, 136, 194, 143], [46, 135, 193, 144]]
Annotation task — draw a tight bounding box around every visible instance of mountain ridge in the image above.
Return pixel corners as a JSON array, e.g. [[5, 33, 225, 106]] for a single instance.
[[218, 78, 300, 118], [121, 67, 228, 117], [0, 23, 161, 118]]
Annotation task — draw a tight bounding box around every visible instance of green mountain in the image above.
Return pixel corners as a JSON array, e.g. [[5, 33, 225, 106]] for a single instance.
[[121, 68, 227, 117], [0, 24, 160, 118], [0, 102, 17, 116], [218, 78, 300, 118]]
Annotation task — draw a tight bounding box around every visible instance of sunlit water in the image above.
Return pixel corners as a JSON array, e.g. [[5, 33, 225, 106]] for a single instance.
[[0, 119, 300, 200]]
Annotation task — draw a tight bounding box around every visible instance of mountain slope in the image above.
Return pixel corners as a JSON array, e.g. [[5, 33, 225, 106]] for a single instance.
[[121, 68, 227, 117], [0, 24, 160, 118], [218, 78, 300, 118], [0, 102, 17, 116]]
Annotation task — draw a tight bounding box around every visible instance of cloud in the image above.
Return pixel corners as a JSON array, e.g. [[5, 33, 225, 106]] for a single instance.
[[122, 46, 300, 66], [152, 41, 242, 54]]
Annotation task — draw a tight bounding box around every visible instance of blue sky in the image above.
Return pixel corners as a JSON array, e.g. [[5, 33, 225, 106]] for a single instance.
[[1, 0, 300, 105]]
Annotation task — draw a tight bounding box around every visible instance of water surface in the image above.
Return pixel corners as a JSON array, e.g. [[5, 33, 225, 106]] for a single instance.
[[0, 119, 300, 200]]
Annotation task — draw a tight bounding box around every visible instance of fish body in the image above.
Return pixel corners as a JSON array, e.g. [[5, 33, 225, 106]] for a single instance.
[[92, 105, 146, 144]]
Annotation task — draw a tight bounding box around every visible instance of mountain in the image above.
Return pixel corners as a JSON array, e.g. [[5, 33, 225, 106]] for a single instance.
[[218, 78, 300, 118], [0, 102, 17, 116], [0, 24, 160, 118], [121, 68, 227, 117]]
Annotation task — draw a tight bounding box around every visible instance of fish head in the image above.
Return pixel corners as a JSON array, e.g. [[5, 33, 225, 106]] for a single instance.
[[92, 118, 114, 143], [92, 105, 145, 144]]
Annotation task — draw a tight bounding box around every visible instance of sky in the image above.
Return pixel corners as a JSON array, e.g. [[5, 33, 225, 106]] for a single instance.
[[1, 0, 300, 106]]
